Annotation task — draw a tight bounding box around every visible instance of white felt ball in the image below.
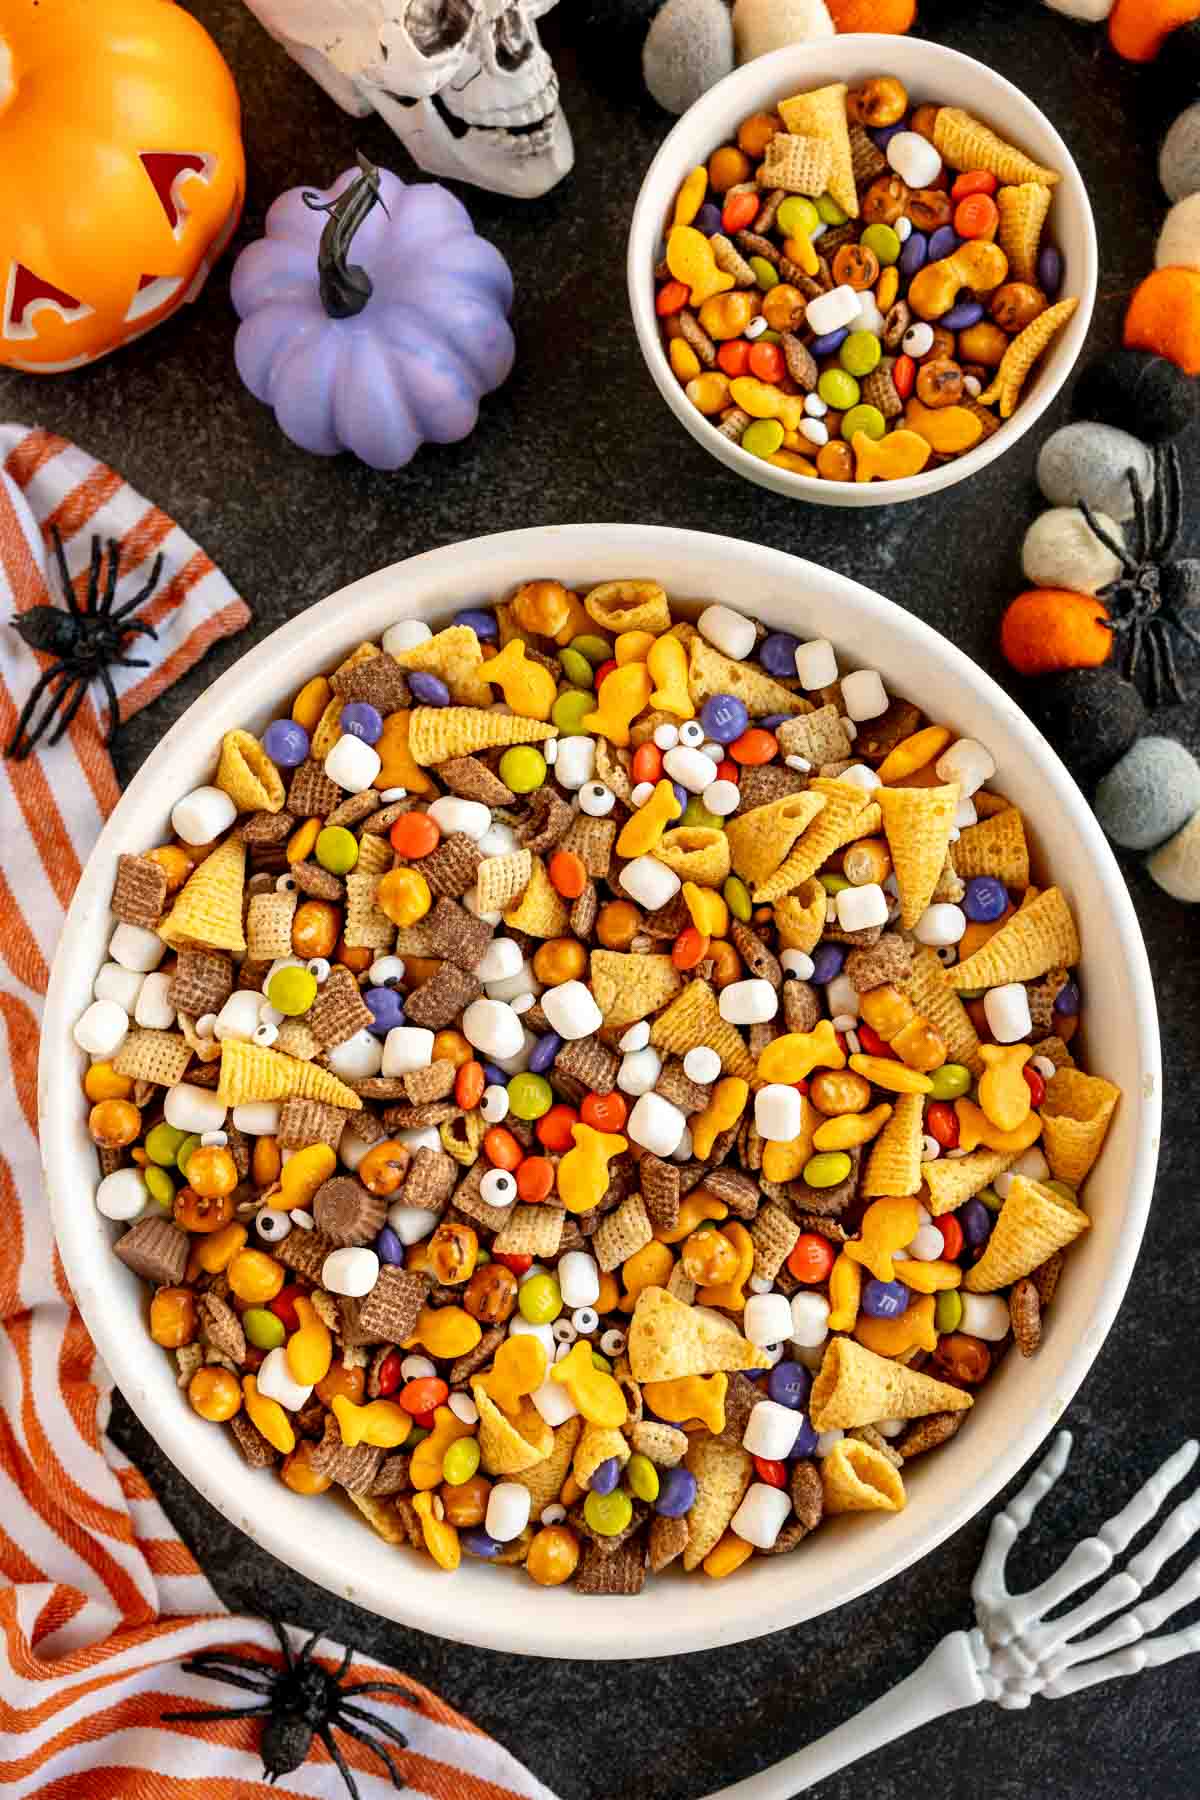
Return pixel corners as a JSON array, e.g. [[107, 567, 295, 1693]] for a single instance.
[[1157, 193, 1200, 272], [1160, 102, 1200, 205], [643, 0, 735, 116], [1021, 507, 1125, 594], [733, 0, 833, 65], [1036, 423, 1154, 522], [1147, 809, 1200, 902]]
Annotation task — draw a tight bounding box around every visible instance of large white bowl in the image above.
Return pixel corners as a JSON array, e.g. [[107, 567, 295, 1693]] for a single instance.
[[627, 35, 1098, 507], [42, 526, 1157, 1657]]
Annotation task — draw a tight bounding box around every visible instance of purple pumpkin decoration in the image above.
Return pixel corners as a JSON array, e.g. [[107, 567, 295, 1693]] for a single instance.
[[230, 157, 515, 471]]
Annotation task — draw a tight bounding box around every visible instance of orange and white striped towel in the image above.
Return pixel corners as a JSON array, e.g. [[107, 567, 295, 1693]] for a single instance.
[[0, 426, 557, 1800]]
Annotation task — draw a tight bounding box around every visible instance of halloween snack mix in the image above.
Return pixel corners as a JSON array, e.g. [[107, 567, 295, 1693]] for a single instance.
[[78, 588, 1118, 1587], [653, 78, 1078, 483]]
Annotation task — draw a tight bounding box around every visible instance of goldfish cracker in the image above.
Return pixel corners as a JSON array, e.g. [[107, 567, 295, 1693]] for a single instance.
[[674, 165, 708, 227], [683, 883, 728, 937], [877, 726, 953, 785], [616, 779, 682, 858], [955, 1098, 1043, 1154], [582, 662, 652, 747], [903, 398, 984, 457], [405, 1305, 482, 1360], [413, 1491, 462, 1570], [551, 1341, 627, 1428], [655, 1192, 729, 1245], [642, 1373, 727, 1434], [853, 428, 933, 482], [146, 844, 193, 893], [287, 818, 322, 864], [729, 376, 805, 432], [332, 1394, 412, 1450], [292, 675, 332, 734], [762, 1138, 812, 1183], [704, 1531, 755, 1578], [191, 1221, 247, 1275], [670, 338, 701, 383], [619, 1240, 675, 1310], [757, 1021, 845, 1085], [893, 1258, 962, 1294], [811, 1100, 893, 1152], [286, 1294, 333, 1386], [909, 241, 1008, 321], [615, 630, 656, 665], [667, 225, 735, 307], [252, 1137, 281, 1188], [558, 1123, 628, 1215], [849, 1054, 932, 1095], [478, 1335, 548, 1414], [373, 710, 434, 794], [844, 1197, 922, 1284], [271, 1142, 336, 1210], [411, 1405, 476, 1489], [826, 1253, 862, 1332], [243, 1374, 295, 1454], [685, 372, 732, 416], [978, 1043, 1034, 1133], [482, 638, 557, 721], [698, 291, 758, 341], [855, 1293, 938, 1357], [691, 1076, 749, 1160], [647, 636, 694, 719], [696, 1221, 754, 1311]]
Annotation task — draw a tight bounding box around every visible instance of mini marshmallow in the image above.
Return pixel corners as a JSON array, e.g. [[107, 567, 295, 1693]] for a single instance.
[[463, 888, 503, 926], [683, 1045, 722, 1084], [703, 779, 740, 816], [428, 795, 491, 841], [627, 1091, 687, 1157], [804, 393, 829, 418], [617, 1046, 662, 1096], [840, 764, 882, 793], [110, 923, 167, 974], [670, 1125, 694, 1163], [755, 1084, 803, 1141], [381, 1026, 435, 1075], [619, 1021, 652, 1053], [719, 978, 778, 1025], [395, 1125, 444, 1154], [994, 1146, 1050, 1200], [483, 959, 541, 1004], [382, 619, 432, 654], [462, 997, 526, 1061], [486, 1481, 532, 1543], [449, 1392, 479, 1425], [488, 1028, 537, 1077], [324, 734, 382, 792], [387, 1203, 441, 1244], [805, 283, 861, 337], [936, 737, 996, 797], [233, 1102, 281, 1136], [914, 903, 967, 947], [631, 781, 655, 808], [743, 1399, 803, 1461], [835, 883, 889, 931], [214, 990, 264, 1043], [554, 736, 597, 791], [558, 1251, 601, 1310], [579, 782, 616, 818], [256, 1345, 313, 1411], [700, 741, 724, 763], [854, 292, 885, 338], [663, 745, 715, 793], [94, 962, 144, 1013], [825, 972, 860, 1018], [653, 722, 681, 750], [73, 998, 129, 1057], [744, 1292, 794, 1347], [321, 1246, 379, 1297], [955, 795, 979, 831], [698, 603, 757, 661], [171, 785, 237, 846], [794, 638, 838, 689], [95, 1167, 148, 1221], [530, 1376, 579, 1426], [790, 1290, 830, 1347], [325, 1028, 384, 1079], [983, 982, 1032, 1044], [476, 937, 525, 984], [781, 950, 815, 980], [959, 1292, 1012, 1341], [481, 825, 519, 862], [841, 669, 889, 722], [541, 980, 603, 1041], [134, 970, 177, 1030], [731, 1482, 793, 1551], [164, 1081, 227, 1134], [620, 855, 681, 911], [801, 419, 830, 448], [887, 129, 942, 189]]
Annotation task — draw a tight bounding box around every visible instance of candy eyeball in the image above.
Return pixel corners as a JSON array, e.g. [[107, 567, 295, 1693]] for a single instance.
[[275, 872, 298, 893], [306, 957, 331, 983], [678, 720, 706, 749], [255, 1207, 292, 1243], [480, 1168, 517, 1207], [902, 321, 935, 359], [579, 782, 615, 818], [253, 1021, 279, 1046]]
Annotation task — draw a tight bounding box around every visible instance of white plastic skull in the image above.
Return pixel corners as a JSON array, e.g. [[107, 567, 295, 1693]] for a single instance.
[[241, 0, 573, 199]]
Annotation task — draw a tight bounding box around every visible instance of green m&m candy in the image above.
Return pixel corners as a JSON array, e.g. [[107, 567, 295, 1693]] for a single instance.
[[840, 331, 882, 378], [842, 403, 887, 443], [267, 964, 318, 1016], [499, 746, 547, 794], [552, 689, 592, 733], [315, 825, 358, 874]]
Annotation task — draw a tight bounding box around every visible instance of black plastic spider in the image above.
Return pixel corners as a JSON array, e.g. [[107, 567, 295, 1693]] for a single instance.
[[4, 527, 162, 760], [1078, 443, 1200, 707], [162, 1618, 411, 1797]]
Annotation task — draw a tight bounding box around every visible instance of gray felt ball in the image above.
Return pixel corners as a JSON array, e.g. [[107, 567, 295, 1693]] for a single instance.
[[1094, 737, 1200, 851], [1148, 810, 1200, 903], [643, 0, 735, 115], [1036, 423, 1154, 522], [1021, 507, 1124, 594], [1160, 102, 1200, 204]]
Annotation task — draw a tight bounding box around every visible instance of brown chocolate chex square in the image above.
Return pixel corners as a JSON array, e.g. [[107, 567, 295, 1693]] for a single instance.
[[309, 1412, 383, 1492], [517, 786, 573, 853], [326, 790, 381, 831], [240, 810, 295, 845], [228, 1411, 279, 1468], [111, 853, 168, 929], [330, 653, 411, 715], [423, 896, 493, 971], [575, 1536, 646, 1596], [404, 962, 482, 1031], [402, 1060, 457, 1105], [553, 1036, 619, 1099], [276, 1096, 353, 1152], [639, 1156, 680, 1231], [419, 833, 481, 899], [291, 861, 345, 902], [397, 1147, 458, 1211], [436, 755, 515, 807], [703, 1166, 760, 1220], [288, 759, 341, 818], [169, 947, 234, 1018], [382, 1099, 461, 1129], [341, 1266, 429, 1347], [451, 1163, 514, 1236], [307, 964, 374, 1049], [273, 1227, 339, 1284]]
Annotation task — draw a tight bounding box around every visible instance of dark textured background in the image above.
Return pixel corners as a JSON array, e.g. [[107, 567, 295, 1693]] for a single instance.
[[7, 2, 1200, 1796]]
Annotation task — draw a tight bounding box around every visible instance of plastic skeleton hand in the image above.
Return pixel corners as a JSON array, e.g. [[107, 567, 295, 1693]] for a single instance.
[[703, 1431, 1200, 1800]]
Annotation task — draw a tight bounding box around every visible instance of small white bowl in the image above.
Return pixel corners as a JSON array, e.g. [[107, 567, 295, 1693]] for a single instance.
[[627, 35, 1098, 507], [42, 525, 1156, 1657]]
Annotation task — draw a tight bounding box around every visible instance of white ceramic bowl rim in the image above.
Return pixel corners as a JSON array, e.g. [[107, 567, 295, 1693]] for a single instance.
[[42, 525, 1158, 1658], [627, 35, 1099, 507]]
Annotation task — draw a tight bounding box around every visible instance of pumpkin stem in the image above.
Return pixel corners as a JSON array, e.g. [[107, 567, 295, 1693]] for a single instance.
[[302, 154, 386, 320]]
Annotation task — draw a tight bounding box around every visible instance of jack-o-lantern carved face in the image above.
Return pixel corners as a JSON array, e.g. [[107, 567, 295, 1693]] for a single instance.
[[0, 0, 245, 373]]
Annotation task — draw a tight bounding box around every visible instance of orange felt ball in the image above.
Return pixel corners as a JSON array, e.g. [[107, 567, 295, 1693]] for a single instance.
[[1124, 267, 1200, 374], [1110, 0, 1200, 61], [828, 0, 915, 30], [1000, 590, 1112, 678]]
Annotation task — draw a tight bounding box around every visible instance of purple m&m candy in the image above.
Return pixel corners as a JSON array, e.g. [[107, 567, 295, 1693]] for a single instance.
[[409, 670, 450, 706], [655, 1466, 698, 1518], [454, 607, 498, 642], [958, 1199, 992, 1249], [811, 327, 849, 357], [590, 1456, 621, 1496], [1055, 979, 1080, 1016], [870, 121, 908, 152], [481, 1062, 509, 1088], [964, 875, 1008, 923], [461, 1529, 501, 1559], [941, 300, 984, 331], [862, 1278, 911, 1319], [811, 942, 846, 985], [700, 693, 750, 744], [928, 225, 959, 262], [671, 781, 690, 815], [529, 1031, 562, 1075], [759, 713, 791, 731], [788, 1416, 819, 1461], [767, 1360, 811, 1410], [262, 718, 309, 768], [1037, 245, 1063, 297], [694, 201, 723, 237], [759, 632, 802, 680], [899, 231, 928, 280], [365, 986, 405, 1036], [375, 1226, 404, 1266], [340, 701, 383, 745]]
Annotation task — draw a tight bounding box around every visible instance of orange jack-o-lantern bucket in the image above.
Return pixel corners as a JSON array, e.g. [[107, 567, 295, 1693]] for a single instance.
[[0, 0, 244, 373]]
